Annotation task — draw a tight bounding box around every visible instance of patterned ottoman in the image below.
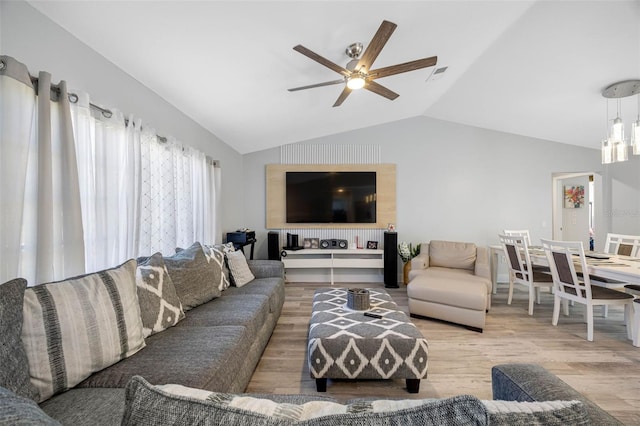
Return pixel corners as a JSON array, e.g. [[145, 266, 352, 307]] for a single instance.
[[308, 288, 429, 393]]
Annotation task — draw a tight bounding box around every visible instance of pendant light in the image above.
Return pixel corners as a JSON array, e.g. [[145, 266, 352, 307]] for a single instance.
[[601, 80, 640, 164]]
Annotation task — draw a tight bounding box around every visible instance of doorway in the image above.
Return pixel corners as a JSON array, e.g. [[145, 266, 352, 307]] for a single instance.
[[552, 172, 604, 250]]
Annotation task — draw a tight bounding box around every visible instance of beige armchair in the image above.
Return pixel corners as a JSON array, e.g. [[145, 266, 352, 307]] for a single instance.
[[407, 240, 491, 332]]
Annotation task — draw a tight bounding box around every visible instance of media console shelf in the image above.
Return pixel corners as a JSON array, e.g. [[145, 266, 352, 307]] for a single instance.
[[281, 249, 384, 285]]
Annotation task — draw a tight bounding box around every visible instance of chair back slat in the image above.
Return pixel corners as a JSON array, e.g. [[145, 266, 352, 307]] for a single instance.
[[618, 244, 633, 256], [505, 244, 522, 272], [499, 234, 532, 282]]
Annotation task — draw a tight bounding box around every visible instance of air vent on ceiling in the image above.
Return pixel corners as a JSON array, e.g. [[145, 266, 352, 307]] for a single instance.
[[426, 66, 448, 82]]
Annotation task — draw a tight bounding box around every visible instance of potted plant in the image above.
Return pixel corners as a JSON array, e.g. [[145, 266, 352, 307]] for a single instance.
[[398, 242, 421, 285]]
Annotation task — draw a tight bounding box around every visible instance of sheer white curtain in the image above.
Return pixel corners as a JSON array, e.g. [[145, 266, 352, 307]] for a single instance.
[[70, 93, 141, 273], [1, 55, 221, 281], [0, 55, 85, 284], [71, 96, 220, 270], [138, 136, 215, 255]]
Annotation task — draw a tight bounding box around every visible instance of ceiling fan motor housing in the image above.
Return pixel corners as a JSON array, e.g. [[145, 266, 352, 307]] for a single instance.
[[345, 42, 363, 59]]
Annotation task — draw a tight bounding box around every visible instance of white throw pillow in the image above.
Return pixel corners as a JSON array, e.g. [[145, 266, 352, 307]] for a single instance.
[[226, 250, 255, 287]]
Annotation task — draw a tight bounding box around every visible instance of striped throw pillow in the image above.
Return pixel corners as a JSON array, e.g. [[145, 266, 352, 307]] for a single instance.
[[21, 259, 146, 402]]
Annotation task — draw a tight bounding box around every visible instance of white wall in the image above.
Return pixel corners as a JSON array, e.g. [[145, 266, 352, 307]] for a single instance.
[[0, 0, 244, 241], [243, 116, 616, 260]]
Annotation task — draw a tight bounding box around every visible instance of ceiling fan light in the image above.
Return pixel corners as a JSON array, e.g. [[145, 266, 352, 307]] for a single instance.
[[346, 75, 366, 90]]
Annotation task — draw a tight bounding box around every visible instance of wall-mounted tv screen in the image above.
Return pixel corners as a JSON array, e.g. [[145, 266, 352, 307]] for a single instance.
[[286, 171, 377, 223]]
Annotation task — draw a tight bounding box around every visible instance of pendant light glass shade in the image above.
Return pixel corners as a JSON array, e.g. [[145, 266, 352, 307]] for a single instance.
[[610, 116, 624, 141], [613, 139, 628, 162], [633, 90, 640, 155], [610, 104, 628, 162], [632, 120, 640, 155], [601, 138, 614, 164], [602, 101, 628, 163]]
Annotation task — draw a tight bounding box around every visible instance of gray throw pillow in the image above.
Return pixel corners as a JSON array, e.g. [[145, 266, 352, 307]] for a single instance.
[[202, 244, 232, 291], [136, 253, 185, 337], [166, 242, 221, 311], [0, 278, 39, 401], [482, 400, 589, 425], [123, 376, 489, 425], [0, 386, 60, 425], [226, 250, 255, 287]]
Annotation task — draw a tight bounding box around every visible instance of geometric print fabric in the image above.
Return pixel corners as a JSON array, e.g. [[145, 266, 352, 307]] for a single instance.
[[203, 244, 232, 291], [309, 288, 428, 381], [136, 253, 185, 337]]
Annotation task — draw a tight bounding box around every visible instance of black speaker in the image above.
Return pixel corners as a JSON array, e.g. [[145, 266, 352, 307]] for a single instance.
[[268, 231, 280, 260], [320, 239, 348, 249], [384, 232, 399, 288]]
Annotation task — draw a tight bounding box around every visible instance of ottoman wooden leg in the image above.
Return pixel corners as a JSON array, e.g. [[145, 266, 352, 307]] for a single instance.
[[406, 379, 420, 393], [316, 378, 327, 392]]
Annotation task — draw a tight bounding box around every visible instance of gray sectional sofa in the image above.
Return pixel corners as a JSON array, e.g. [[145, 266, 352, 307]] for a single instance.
[[40, 260, 285, 425], [0, 246, 623, 425]]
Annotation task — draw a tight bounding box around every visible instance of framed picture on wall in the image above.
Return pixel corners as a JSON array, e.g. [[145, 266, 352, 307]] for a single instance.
[[564, 185, 585, 209]]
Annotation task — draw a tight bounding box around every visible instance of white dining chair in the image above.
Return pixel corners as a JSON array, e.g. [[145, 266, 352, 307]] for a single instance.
[[587, 233, 639, 317], [541, 239, 634, 342], [503, 228, 550, 282], [603, 233, 640, 257], [503, 229, 534, 246], [499, 234, 553, 315]]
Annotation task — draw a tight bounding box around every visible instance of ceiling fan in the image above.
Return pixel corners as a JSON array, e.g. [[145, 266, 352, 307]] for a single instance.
[[288, 20, 437, 107]]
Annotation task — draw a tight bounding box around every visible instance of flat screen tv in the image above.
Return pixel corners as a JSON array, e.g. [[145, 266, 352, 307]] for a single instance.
[[286, 171, 376, 223]]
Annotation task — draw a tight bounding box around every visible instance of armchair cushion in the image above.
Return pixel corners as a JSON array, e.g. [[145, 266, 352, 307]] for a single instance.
[[429, 241, 477, 271]]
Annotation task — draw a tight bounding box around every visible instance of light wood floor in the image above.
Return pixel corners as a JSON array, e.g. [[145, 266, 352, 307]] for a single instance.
[[246, 281, 640, 424]]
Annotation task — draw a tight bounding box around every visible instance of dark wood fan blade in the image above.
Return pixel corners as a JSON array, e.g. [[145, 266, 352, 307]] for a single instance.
[[288, 79, 345, 92], [293, 45, 350, 76], [333, 87, 352, 107], [368, 56, 438, 80], [356, 20, 397, 72], [365, 80, 399, 100]]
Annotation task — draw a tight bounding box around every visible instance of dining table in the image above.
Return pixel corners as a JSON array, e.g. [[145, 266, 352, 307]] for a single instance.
[[489, 244, 640, 294]]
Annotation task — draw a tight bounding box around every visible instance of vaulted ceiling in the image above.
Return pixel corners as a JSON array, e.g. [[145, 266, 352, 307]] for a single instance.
[[29, 1, 640, 154]]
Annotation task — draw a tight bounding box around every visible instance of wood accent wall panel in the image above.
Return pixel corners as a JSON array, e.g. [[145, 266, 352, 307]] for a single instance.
[[266, 164, 396, 229]]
